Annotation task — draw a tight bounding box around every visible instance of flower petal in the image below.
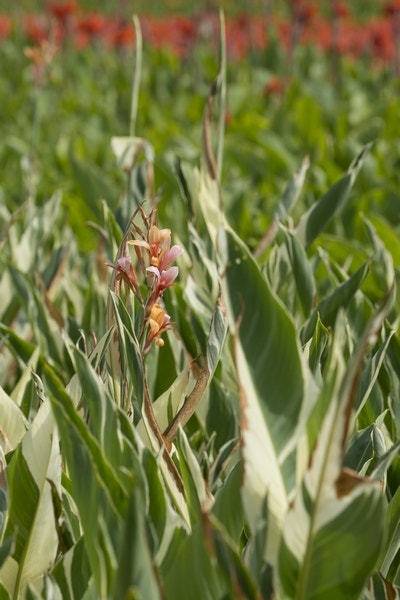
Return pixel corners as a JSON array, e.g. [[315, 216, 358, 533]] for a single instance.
[[159, 244, 183, 270], [146, 265, 160, 279], [127, 239, 150, 249], [160, 266, 178, 288]]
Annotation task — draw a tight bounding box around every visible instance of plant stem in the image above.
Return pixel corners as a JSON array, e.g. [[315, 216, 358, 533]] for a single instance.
[[216, 9, 226, 182], [163, 367, 209, 443], [130, 15, 142, 137]]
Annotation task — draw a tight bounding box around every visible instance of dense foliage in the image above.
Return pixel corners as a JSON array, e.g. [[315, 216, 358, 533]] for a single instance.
[[1, 4, 400, 599]]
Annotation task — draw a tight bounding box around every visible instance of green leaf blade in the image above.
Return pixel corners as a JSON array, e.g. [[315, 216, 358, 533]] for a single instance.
[[220, 227, 306, 563], [295, 144, 371, 249]]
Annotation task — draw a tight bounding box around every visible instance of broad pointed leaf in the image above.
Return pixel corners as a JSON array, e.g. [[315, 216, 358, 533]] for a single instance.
[[43, 365, 129, 598], [278, 287, 394, 600], [295, 144, 371, 249], [300, 262, 369, 344], [282, 226, 316, 317], [0, 387, 28, 451], [219, 226, 306, 564], [0, 401, 60, 598], [112, 486, 161, 600]]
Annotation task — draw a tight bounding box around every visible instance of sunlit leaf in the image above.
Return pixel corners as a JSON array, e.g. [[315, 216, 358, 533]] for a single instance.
[[50, 536, 92, 600], [43, 365, 128, 598], [278, 287, 394, 600], [111, 137, 153, 173], [0, 387, 27, 451], [0, 401, 60, 598], [219, 226, 307, 564]]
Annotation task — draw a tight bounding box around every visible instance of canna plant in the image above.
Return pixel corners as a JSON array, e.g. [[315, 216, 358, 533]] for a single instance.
[[1, 12, 400, 600]]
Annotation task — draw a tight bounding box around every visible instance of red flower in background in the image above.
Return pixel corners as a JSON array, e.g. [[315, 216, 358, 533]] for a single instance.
[[110, 21, 135, 49], [48, 0, 78, 21], [384, 0, 400, 16], [369, 18, 394, 63], [0, 15, 12, 42], [141, 15, 196, 57], [263, 76, 287, 97], [332, 1, 350, 19], [293, 1, 318, 25], [0, 5, 399, 71], [23, 15, 49, 44], [77, 13, 105, 36], [75, 12, 106, 47], [47, 1, 78, 44]]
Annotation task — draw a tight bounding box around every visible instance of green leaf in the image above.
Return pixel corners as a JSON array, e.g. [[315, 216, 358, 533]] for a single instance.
[[295, 144, 371, 249], [301, 262, 369, 344], [111, 137, 148, 173], [380, 485, 400, 579], [210, 520, 260, 600], [205, 379, 238, 451], [279, 490, 384, 600], [112, 486, 161, 600], [219, 226, 306, 564], [275, 156, 309, 221], [136, 368, 189, 436], [344, 424, 384, 475], [6, 267, 64, 368], [183, 223, 220, 330], [161, 523, 226, 600], [50, 536, 92, 600], [363, 216, 395, 293], [0, 402, 60, 598], [108, 291, 144, 414], [207, 436, 239, 490], [355, 331, 395, 417], [194, 168, 224, 247], [0, 536, 13, 575], [361, 572, 400, 600], [71, 346, 131, 474], [173, 428, 213, 524], [212, 460, 243, 545], [243, 497, 273, 599], [278, 288, 394, 600], [0, 387, 27, 450], [255, 156, 309, 257], [0, 327, 38, 371], [141, 449, 167, 553], [282, 226, 316, 317], [206, 297, 228, 378], [43, 366, 128, 598], [306, 315, 329, 380], [138, 400, 191, 529], [371, 439, 400, 483]]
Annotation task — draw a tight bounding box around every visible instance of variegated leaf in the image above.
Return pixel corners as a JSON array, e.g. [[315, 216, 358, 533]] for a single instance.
[[278, 287, 395, 599]]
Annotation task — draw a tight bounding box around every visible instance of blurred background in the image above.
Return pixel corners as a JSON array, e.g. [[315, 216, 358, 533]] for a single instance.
[[1, 0, 399, 251]]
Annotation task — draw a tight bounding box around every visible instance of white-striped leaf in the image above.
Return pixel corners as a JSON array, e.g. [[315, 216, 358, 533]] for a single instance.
[[219, 226, 307, 565], [278, 287, 395, 599], [0, 400, 60, 598]]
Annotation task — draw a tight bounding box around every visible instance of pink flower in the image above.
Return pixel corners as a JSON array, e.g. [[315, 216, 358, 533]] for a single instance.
[[128, 225, 183, 270], [147, 265, 179, 296], [107, 253, 142, 300], [158, 244, 183, 271]]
